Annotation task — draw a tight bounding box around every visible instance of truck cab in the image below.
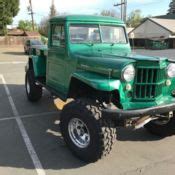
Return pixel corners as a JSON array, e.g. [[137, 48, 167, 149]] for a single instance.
[[25, 15, 175, 163]]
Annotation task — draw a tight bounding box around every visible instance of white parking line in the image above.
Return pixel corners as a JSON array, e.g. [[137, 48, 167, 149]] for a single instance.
[[0, 61, 26, 64], [0, 74, 46, 175], [0, 111, 59, 122]]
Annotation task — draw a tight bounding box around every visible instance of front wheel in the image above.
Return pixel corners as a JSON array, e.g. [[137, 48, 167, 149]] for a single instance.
[[25, 70, 42, 102], [60, 99, 117, 162], [145, 114, 175, 137]]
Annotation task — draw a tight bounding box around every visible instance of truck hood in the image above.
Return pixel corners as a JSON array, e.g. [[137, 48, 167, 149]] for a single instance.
[[76, 53, 135, 71], [74, 52, 168, 75], [75, 51, 167, 62]]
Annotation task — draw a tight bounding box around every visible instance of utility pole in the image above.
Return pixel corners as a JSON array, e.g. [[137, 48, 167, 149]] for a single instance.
[[28, 0, 35, 31], [114, 0, 127, 22], [123, 0, 127, 22]]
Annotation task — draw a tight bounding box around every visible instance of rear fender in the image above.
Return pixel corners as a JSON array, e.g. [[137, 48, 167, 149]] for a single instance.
[[25, 57, 33, 72], [26, 55, 46, 77]]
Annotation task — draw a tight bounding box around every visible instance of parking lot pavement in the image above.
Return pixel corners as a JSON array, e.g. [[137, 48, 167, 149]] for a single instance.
[[0, 47, 175, 175], [134, 49, 175, 60], [0, 79, 14, 119], [0, 120, 37, 175]]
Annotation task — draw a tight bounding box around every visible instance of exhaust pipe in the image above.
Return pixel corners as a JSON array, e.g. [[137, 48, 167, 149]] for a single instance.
[[134, 116, 152, 129], [129, 111, 173, 129]]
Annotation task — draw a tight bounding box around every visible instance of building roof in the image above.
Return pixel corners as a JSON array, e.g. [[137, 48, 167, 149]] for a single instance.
[[129, 17, 175, 36], [150, 18, 175, 34], [50, 15, 124, 24], [7, 29, 40, 37], [24, 31, 40, 37], [126, 27, 134, 34], [8, 29, 24, 36]]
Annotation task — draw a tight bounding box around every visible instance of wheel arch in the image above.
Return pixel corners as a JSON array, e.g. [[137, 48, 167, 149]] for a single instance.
[[68, 76, 122, 107], [26, 55, 46, 78], [29, 57, 33, 70]]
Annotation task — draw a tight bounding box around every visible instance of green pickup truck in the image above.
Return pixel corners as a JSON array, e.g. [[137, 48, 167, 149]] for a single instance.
[[25, 15, 175, 162]]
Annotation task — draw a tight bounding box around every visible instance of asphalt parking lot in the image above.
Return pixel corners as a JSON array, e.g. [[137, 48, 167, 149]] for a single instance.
[[0, 46, 175, 175]]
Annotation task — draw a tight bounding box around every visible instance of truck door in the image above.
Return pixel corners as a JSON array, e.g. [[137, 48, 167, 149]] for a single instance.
[[47, 23, 66, 97]]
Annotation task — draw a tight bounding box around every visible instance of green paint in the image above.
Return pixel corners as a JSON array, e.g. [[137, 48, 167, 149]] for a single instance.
[[29, 15, 175, 110]]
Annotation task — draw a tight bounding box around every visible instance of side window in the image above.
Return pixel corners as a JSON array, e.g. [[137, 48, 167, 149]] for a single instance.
[[51, 24, 65, 47]]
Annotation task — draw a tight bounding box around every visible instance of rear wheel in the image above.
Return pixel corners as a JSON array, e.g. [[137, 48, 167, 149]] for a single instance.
[[145, 114, 175, 137], [60, 99, 117, 162], [25, 70, 42, 102]]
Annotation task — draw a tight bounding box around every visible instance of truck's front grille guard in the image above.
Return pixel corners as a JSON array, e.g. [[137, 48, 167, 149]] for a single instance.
[[133, 67, 165, 101]]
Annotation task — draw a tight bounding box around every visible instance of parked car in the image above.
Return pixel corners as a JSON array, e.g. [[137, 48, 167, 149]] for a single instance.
[[25, 15, 175, 163], [24, 39, 44, 54]]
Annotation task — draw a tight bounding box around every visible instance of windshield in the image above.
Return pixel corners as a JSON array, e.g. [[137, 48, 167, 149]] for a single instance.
[[70, 25, 100, 43], [31, 40, 43, 45], [101, 26, 127, 44], [69, 25, 127, 44]]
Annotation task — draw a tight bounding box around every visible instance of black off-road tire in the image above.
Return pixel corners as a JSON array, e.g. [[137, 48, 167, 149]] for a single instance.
[[60, 99, 117, 162], [145, 116, 175, 137], [25, 70, 42, 102]]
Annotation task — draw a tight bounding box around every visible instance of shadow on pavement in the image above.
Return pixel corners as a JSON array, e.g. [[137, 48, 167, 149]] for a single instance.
[[117, 128, 161, 142], [3, 51, 25, 56], [0, 83, 86, 170], [24, 114, 87, 170], [0, 83, 162, 171]]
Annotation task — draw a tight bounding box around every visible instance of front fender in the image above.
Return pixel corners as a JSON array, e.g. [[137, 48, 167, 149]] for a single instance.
[[72, 71, 123, 92]]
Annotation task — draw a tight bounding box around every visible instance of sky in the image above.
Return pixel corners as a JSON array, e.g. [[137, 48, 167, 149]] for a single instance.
[[12, 0, 171, 26]]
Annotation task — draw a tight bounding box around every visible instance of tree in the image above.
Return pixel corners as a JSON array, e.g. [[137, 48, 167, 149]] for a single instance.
[[49, 0, 57, 18], [38, 16, 49, 37], [126, 10, 143, 28], [168, 0, 175, 14], [0, 0, 19, 35], [39, 0, 57, 37], [100, 9, 119, 18], [18, 20, 37, 31]]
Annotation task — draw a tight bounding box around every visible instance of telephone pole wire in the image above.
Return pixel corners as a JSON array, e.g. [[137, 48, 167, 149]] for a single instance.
[[28, 0, 35, 31], [114, 0, 127, 22]]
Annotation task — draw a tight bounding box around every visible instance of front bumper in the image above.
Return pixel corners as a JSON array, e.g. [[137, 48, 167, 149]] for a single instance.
[[102, 103, 175, 121]]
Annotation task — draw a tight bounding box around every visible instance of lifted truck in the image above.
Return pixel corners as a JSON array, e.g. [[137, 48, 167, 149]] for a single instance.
[[25, 15, 175, 162]]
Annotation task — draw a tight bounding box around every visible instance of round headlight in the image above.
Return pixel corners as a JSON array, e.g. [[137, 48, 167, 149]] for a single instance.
[[167, 63, 175, 78], [122, 65, 135, 82]]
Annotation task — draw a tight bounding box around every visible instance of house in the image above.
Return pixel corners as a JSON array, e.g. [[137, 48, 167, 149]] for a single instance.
[[0, 29, 41, 45], [126, 27, 134, 34], [128, 16, 175, 49], [24, 31, 40, 39], [8, 29, 24, 36]]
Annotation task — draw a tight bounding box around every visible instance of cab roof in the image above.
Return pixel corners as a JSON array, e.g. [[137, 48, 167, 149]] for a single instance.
[[50, 15, 124, 24]]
